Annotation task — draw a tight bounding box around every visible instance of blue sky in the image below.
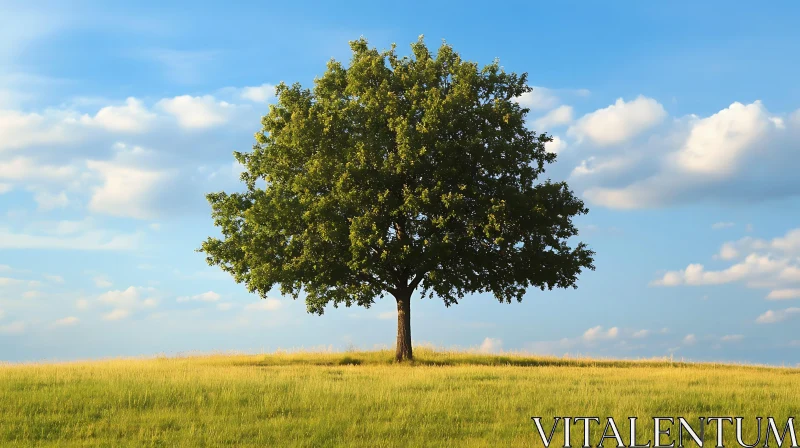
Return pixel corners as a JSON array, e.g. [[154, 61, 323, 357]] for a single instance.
[[1, 0, 799, 364]]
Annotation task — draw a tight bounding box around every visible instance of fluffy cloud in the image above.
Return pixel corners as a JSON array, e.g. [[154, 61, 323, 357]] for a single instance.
[[177, 291, 221, 303], [93, 276, 112, 288], [514, 87, 559, 111], [478, 337, 503, 354], [683, 334, 696, 345], [767, 289, 800, 300], [0, 226, 141, 250], [583, 325, 619, 341], [33, 190, 70, 210], [756, 307, 800, 324], [103, 309, 130, 321], [0, 109, 79, 151], [579, 101, 798, 209], [98, 286, 157, 308], [156, 95, 234, 129], [0, 98, 152, 153], [54, 316, 78, 326], [0, 157, 77, 183], [653, 227, 800, 295], [97, 286, 158, 321], [571, 156, 634, 178], [86, 159, 171, 220], [244, 299, 282, 311], [0, 321, 25, 334], [0, 276, 24, 286], [240, 83, 276, 103], [568, 96, 666, 146], [652, 254, 788, 287], [720, 334, 744, 342], [533, 105, 573, 130], [44, 274, 64, 283], [674, 102, 772, 177], [377, 311, 394, 320], [545, 136, 567, 154], [82, 97, 156, 132]]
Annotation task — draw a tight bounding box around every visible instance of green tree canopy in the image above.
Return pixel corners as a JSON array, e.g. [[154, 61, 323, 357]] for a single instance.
[[200, 36, 595, 361]]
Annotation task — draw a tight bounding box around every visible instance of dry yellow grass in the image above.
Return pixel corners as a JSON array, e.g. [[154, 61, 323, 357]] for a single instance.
[[1, 348, 798, 447]]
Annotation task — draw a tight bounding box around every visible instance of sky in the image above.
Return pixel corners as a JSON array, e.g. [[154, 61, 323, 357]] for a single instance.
[[1, 0, 799, 365]]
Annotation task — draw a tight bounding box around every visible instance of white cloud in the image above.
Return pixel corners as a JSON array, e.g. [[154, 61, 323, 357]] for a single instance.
[[545, 136, 567, 154], [583, 325, 619, 341], [756, 307, 800, 324], [103, 309, 130, 321], [0, 321, 25, 334], [0, 276, 23, 286], [54, 316, 78, 326], [25, 218, 95, 236], [23, 290, 41, 299], [631, 329, 650, 339], [515, 87, 559, 110], [683, 334, 697, 345], [177, 291, 221, 303], [653, 227, 800, 296], [716, 243, 739, 260], [478, 337, 503, 354], [244, 299, 282, 311], [86, 159, 170, 220], [579, 101, 795, 209], [0, 227, 141, 250], [652, 254, 787, 287], [0, 109, 78, 151], [0, 157, 77, 182], [674, 101, 771, 177], [767, 289, 800, 300], [240, 83, 275, 103], [94, 276, 112, 288], [0, 183, 11, 194], [97, 286, 158, 319], [571, 156, 634, 178], [533, 105, 573, 130], [76, 299, 89, 309], [712, 222, 735, 230], [32, 190, 70, 210], [82, 97, 155, 132], [157, 95, 233, 129], [568, 96, 666, 146], [44, 274, 64, 283], [720, 334, 743, 342], [373, 311, 394, 320]]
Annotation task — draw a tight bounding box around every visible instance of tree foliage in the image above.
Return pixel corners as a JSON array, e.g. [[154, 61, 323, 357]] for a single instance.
[[200, 36, 594, 337]]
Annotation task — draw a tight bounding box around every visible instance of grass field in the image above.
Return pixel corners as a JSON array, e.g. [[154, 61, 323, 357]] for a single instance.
[[1, 348, 798, 447]]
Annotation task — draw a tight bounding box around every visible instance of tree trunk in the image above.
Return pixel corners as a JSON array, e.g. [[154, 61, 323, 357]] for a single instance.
[[395, 291, 413, 362]]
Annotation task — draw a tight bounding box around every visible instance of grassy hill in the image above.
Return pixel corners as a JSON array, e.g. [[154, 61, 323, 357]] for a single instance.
[[1, 349, 798, 447]]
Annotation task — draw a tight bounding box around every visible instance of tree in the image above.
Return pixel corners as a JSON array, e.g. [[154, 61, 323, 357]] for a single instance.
[[199, 36, 595, 362]]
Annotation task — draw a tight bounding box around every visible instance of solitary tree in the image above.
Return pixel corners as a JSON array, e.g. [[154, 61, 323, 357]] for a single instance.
[[199, 37, 595, 361]]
